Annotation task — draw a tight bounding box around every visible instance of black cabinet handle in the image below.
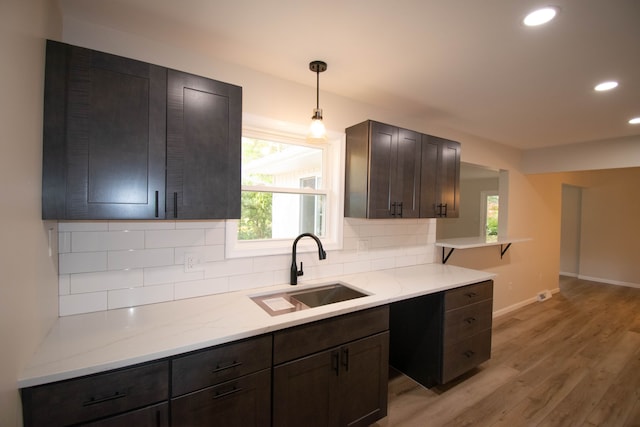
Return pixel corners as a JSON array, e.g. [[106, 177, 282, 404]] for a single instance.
[[463, 350, 476, 358], [154, 191, 159, 218], [213, 385, 243, 400], [212, 360, 242, 373], [342, 348, 350, 372], [332, 351, 340, 376], [82, 391, 127, 407], [465, 292, 478, 298], [173, 192, 178, 218], [442, 203, 448, 217], [391, 202, 396, 217], [398, 202, 403, 217], [464, 317, 477, 324]]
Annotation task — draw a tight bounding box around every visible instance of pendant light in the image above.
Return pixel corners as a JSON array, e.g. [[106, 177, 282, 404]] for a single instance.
[[308, 60, 327, 142]]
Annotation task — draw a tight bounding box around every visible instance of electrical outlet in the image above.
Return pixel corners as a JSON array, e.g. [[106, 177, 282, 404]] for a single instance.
[[537, 290, 552, 302], [184, 252, 204, 272], [357, 239, 369, 254]]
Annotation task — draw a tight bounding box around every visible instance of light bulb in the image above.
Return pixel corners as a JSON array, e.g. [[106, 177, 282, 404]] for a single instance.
[[523, 7, 557, 26], [308, 108, 326, 141]]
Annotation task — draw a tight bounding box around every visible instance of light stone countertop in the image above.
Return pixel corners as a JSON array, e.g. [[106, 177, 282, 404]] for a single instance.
[[19, 263, 495, 388]]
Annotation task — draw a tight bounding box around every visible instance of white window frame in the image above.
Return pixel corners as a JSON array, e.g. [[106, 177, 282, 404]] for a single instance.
[[225, 114, 344, 258]]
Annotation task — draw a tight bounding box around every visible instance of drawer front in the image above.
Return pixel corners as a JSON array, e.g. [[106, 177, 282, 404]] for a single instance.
[[443, 299, 493, 345], [441, 329, 492, 384], [273, 306, 389, 365], [172, 334, 272, 397], [171, 369, 271, 427], [83, 402, 169, 427], [444, 280, 493, 310], [24, 361, 169, 427]]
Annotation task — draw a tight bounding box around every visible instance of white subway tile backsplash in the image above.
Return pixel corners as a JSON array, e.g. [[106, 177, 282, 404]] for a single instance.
[[58, 232, 71, 253], [59, 274, 70, 295], [70, 269, 143, 293], [145, 229, 205, 248], [60, 292, 108, 316], [205, 227, 225, 245], [175, 277, 229, 300], [72, 231, 144, 252], [108, 221, 176, 231], [176, 220, 225, 230], [56, 218, 437, 316], [229, 271, 275, 292], [59, 252, 108, 274], [144, 265, 204, 286], [59, 222, 109, 232], [204, 258, 253, 278], [108, 284, 174, 310], [108, 248, 174, 270]]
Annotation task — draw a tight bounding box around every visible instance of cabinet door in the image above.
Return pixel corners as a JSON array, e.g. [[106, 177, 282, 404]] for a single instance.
[[419, 135, 439, 218], [340, 332, 389, 427], [393, 128, 421, 218], [419, 135, 461, 218], [368, 121, 398, 218], [273, 348, 340, 427], [171, 369, 271, 427], [437, 137, 461, 218], [166, 70, 241, 219], [43, 41, 167, 219]]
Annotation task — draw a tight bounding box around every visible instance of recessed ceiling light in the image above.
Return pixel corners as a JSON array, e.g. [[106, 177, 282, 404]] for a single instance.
[[523, 7, 558, 26], [629, 117, 640, 125], [594, 81, 619, 91]]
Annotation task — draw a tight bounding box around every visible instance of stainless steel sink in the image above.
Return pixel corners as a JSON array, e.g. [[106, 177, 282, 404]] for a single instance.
[[251, 282, 369, 316]]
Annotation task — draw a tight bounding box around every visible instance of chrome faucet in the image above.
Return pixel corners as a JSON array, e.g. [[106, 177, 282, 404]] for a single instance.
[[290, 233, 326, 285]]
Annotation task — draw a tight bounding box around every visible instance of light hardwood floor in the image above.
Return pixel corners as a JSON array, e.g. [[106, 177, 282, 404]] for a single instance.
[[373, 276, 640, 427]]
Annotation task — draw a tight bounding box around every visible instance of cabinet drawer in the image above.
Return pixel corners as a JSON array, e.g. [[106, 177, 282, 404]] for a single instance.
[[274, 306, 389, 365], [444, 280, 493, 310], [22, 361, 168, 427], [441, 329, 492, 383], [443, 299, 493, 345], [83, 402, 168, 427], [171, 369, 271, 427], [172, 334, 271, 397]]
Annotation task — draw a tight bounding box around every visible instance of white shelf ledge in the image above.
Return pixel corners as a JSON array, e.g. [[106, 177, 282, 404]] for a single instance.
[[435, 236, 531, 263]]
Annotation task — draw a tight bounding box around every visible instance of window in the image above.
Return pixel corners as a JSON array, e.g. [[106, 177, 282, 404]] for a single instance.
[[226, 118, 343, 258], [481, 191, 499, 240]]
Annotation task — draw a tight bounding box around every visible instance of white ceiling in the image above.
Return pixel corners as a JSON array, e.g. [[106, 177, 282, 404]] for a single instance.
[[58, 0, 640, 150]]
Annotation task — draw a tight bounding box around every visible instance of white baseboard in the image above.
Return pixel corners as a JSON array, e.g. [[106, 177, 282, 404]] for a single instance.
[[493, 286, 560, 318], [559, 271, 578, 277], [577, 275, 640, 289]]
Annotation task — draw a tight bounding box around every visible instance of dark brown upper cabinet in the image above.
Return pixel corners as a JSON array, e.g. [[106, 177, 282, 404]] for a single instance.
[[345, 120, 422, 219], [166, 70, 241, 219], [42, 40, 241, 220], [420, 135, 461, 218]]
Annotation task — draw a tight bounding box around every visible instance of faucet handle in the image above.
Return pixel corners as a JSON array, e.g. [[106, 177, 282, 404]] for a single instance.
[[297, 262, 304, 277]]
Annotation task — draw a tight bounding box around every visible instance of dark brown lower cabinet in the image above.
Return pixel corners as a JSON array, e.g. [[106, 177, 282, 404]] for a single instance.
[[273, 314, 389, 427], [21, 361, 169, 427], [171, 369, 271, 427], [390, 280, 493, 387]]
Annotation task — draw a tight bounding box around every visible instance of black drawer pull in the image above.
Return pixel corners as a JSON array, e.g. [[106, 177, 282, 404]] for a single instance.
[[464, 317, 477, 324], [82, 391, 127, 407], [332, 351, 340, 376], [463, 350, 476, 358], [465, 292, 478, 298], [213, 386, 243, 400], [212, 361, 242, 373]]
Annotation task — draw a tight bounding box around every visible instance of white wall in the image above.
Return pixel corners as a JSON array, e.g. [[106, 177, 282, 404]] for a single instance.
[[0, 0, 61, 425], [560, 185, 582, 276]]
